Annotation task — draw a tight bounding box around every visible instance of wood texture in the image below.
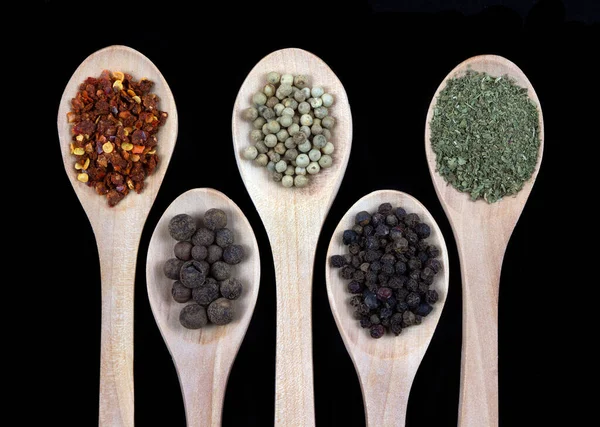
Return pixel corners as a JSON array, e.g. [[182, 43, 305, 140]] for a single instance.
[[57, 45, 178, 426], [146, 188, 261, 427], [325, 190, 449, 427], [232, 48, 352, 426], [424, 55, 544, 427]]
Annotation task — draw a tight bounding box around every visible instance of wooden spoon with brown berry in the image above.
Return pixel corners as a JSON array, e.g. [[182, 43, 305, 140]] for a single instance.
[[325, 189, 449, 427], [146, 188, 260, 427], [57, 45, 178, 426]]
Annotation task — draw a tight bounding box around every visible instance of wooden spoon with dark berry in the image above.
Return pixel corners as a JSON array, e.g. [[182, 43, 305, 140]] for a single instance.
[[325, 189, 449, 426]]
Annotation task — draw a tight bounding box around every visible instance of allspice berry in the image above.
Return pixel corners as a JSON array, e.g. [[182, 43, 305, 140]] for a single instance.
[[203, 208, 227, 231], [220, 278, 243, 300], [206, 245, 224, 264], [192, 280, 220, 306], [172, 281, 192, 303], [168, 214, 197, 241], [223, 244, 245, 265], [174, 241, 193, 261], [211, 261, 231, 281], [207, 298, 235, 325], [164, 258, 185, 280], [179, 303, 208, 329], [192, 227, 215, 247], [180, 260, 208, 288], [215, 228, 234, 248], [191, 245, 208, 261]]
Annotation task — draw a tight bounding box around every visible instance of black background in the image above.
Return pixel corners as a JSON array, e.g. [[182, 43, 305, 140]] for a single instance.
[[36, 1, 597, 425]]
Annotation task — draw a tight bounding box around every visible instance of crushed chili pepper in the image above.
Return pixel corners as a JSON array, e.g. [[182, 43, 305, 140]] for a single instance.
[[67, 70, 168, 207]]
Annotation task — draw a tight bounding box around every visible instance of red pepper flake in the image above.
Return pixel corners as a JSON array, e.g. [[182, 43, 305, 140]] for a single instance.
[[67, 70, 168, 207]]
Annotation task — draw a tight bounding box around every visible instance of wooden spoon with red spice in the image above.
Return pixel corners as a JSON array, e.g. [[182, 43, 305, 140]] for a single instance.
[[57, 45, 178, 426]]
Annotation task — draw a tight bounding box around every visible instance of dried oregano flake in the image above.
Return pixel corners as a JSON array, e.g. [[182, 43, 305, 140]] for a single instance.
[[429, 70, 540, 203]]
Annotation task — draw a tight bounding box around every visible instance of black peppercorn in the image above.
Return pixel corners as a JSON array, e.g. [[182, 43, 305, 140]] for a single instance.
[[415, 303, 433, 317], [380, 253, 396, 265], [203, 208, 228, 231], [364, 249, 381, 262], [192, 227, 215, 247], [164, 258, 185, 280], [365, 271, 378, 283], [404, 213, 420, 228], [427, 245, 441, 259], [223, 244, 245, 265], [364, 236, 379, 250], [215, 228, 234, 248], [371, 213, 385, 227], [406, 292, 421, 309], [180, 260, 208, 288], [395, 207, 407, 220], [425, 258, 442, 273], [352, 270, 365, 283], [192, 280, 220, 306], [174, 241, 193, 261], [168, 214, 197, 241], [363, 225, 374, 236], [349, 242, 361, 255], [387, 276, 404, 289], [343, 229, 358, 245], [191, 245, 208, 261], [415, 222, 431, 239], [376, 287, 393, 300], [378, 274, 389, 286], [395, 261, 407, 275], [179, 303, 208, 329], [381, 263, 395, 276], [389, 226, 403, 241], [370, 324, 385, 338], [340, 266, 355, 280], [385, 214, 398, 227], [220, 277, 243, 300], [379, 307, 393, 320], [408, 257, 422, 270], [355, 210, 371, 226], [402, 310, 416, 327], [347, 280, 363, 294], [374, 224, 390, 238], [417, 251, 429, 264], [426, 289, 439, 304], [349, 295, 362, 307], [418, 282, 430, 296], [211, 261, 231, 281], [392, 238, 409, 254], [360, 317, 372, 328], [405, 229, 419, 245], [364, 291, 380, 310], [396, 289, 409, 302], [359, 262, 370, 273], [172, 281, 192, 303], [207, 298, 235, 325], [378, 202, 393, 215], [206, 245, 224, 264], [384, 296, 397, 310], [330, 255, 347, 268], [369, 261, 382, 272], [370, 314, 381, 325], [390, 313, 403, 335], [396, 301, 409, 313], [351, 255, 361, 268], [406, 278, 418, 292]]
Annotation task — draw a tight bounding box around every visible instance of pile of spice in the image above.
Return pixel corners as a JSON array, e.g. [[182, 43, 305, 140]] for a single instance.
[[240, 72, 336, 188], [429, 70, 540, 203], [330, 203, 443, 338], [163, 208, 247, 329], [66, 70, 168, 207]]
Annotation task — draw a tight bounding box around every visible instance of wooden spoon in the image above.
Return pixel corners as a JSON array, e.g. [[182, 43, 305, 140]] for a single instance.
[[424, 54, 544, 427], [57, 45, 178, 426], [146, 188, 260, 426], [231, 47, 352, 425], [325, 189, 449, 427]]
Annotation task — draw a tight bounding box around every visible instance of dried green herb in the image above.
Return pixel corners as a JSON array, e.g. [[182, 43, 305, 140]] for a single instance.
[[430, 70, 540, 203]]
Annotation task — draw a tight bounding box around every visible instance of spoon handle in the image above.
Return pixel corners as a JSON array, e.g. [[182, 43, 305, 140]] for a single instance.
[[357, 354, 415, 427], [96, 232, 139, 427], [456, 233, 503, 427], [265, 214, 318, 426]]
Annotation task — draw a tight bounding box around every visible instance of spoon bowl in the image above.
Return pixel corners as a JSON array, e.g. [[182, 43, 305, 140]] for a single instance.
[[57, 44, 178, 426], [146, 188, 260, 427], [424, 54, 544, 427], [325, 189, 449, 426], [232, 47, 352, 425]]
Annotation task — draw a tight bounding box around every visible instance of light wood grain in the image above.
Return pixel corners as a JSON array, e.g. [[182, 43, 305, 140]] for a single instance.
[[424, 54, 544, 427], [232, 48, 352, 426], [325, 189, 449, 427], [146, 188, 260, 427], [57, 45, 178, 426]]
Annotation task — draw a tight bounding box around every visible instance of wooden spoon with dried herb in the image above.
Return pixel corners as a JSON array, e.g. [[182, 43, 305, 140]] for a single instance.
[[425, 54, 544, 427], [57, 45, 178, 426]]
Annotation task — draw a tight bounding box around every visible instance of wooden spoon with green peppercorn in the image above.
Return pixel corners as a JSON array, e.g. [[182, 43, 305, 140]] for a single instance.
[[146, 188, 260, 427], [232, 48, 352, 426], [424, 54, 544, 427], [57, 45, 178, 426], [325, 189, 449, 427]]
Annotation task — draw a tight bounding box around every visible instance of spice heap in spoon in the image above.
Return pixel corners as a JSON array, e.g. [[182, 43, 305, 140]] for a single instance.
[[163, 208, 247, 329], [66, 70, 169, 206], [240, 72, 336, 188], [330, 203, 443, 339]]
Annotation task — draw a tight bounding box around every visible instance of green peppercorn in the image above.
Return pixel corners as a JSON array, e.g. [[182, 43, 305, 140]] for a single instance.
[[263, 83, 276, 97], [293, 74, 308, 88], [266, 120, 280, 134], [279, 115, 293, 128], [294, 175, 309, 187], [274, 103, 285, 116], [298, 101, 311, 115], [306, 161, 320, 175], [272, 171, 283, 182], [283, 98, 298, 110], [295, 166, 306, 175], [298, 140, 312, 153], [311, 123, 323, 135], [296, 153, 310, 168], [322, 142, 335, 155], [319, 154, 333, 168], [275, 160, 288, 173], [322, 116, 335, 129], [267, 161, 276, 173], [255, 153, 268, 166], [276, 130, 289, 143], [322, 128, 332, 140], [284, 148, 298, 161], [266, 96, 279, 108], [308, 97, 322, 109], [281, 175, 294, 187], [253, 117, 266, 130], [312, 134, 327, 149], [267, 150, 281, 163], [300, 114, 313, 126], [294, 89, 306, 102], [267, 71, 280, 85], [311, 86, 324, 98], [252, 92, 267, 106], [285, 165, 295, 175], [314, 106, 328, 119], [281, 74, 294, 85], [308, 149, 322, 162], [322, 93, 334, 107], [276, 84, 293, 99], [243, 107, 259, 121], [242, 146, 258, 160]]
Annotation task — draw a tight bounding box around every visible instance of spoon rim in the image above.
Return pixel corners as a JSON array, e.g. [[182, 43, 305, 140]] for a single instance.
[[424, 53, 544, 213], [325, 189, 449, 360]]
